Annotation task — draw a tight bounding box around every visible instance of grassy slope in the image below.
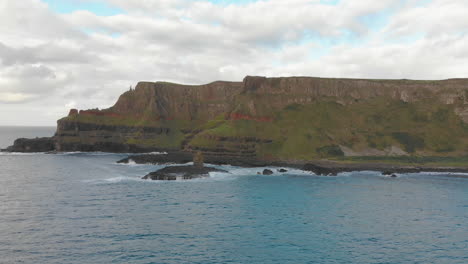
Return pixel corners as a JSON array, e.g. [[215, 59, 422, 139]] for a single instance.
[[190, 98, 468, 162]]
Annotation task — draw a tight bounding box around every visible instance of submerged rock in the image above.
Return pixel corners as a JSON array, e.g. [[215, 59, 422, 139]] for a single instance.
[[278, 168, 288, 173], [262, 169, 274, 175], [142, 165, 227, 180]]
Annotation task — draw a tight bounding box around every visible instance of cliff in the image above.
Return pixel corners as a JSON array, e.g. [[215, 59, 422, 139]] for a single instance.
[[16, 76, 468, 160]]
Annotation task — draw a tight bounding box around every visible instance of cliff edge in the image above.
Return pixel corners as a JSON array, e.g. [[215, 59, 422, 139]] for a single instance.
[[7, 76, 468, 161]]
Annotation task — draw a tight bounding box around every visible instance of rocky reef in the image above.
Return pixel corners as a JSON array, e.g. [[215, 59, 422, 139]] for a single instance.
[[5, 76, 468, 164], [142, 152, 227, 180], [142, 166, 227, 180]]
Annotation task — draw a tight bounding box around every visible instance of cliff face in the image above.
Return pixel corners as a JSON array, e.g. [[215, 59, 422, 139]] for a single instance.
[[54, 76, 468, 159], [109, 81, 243, 120]]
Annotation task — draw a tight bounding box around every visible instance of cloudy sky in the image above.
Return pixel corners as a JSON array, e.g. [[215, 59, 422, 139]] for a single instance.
[[0, 0, 467, 125]]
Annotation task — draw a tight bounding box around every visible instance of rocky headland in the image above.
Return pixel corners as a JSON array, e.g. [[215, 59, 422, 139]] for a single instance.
[[4, 137, 55, 152], [4, 75, 468, 173]]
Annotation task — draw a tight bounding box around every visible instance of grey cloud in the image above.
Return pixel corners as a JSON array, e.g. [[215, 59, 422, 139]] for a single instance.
[[0, 42, 94, 66]]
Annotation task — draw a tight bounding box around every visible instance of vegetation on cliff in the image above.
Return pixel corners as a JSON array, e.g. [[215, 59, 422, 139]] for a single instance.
[[54, 76, 468, 161]]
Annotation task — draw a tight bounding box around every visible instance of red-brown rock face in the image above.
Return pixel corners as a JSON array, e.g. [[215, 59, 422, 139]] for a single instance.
[[66, 76, 468, 124], [109, 81, 243, 121]]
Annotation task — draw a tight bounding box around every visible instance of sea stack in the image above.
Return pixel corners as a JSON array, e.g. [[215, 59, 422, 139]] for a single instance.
[[193, 151, 204, 168]]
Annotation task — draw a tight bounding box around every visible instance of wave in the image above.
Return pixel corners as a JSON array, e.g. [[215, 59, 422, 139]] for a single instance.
[[85, 166, 468, 185], [0, 152, 46, 156], [207, 165, 316, 177], [146, 152, 167, 155], [83, 176, 158, 184]]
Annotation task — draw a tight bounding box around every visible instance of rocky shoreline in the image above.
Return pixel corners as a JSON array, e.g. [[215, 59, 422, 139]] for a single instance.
[[3, 138, 468, 178], [118, 152, 468, 176]]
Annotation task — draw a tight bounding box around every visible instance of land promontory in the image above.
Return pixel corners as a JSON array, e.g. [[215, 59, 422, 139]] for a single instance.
[[5, 76, 468, 167]]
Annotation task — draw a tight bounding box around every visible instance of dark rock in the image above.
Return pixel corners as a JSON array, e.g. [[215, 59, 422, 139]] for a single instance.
[[278, 168, 288, 173], [390, 174, 398, 178], [117, 152, 280, 167], [56, 141, 158, 153], [142, 165, 227, 180], [262, 169, 274, 175], [5, 137, 55, 152], [302, 163, 339, 176]]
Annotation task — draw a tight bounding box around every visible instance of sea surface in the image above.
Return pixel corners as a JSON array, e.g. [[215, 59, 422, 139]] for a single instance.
[[0, 127, 467, 264]]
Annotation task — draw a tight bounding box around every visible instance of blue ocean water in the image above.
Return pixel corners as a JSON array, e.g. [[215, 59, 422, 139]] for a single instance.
[[1, 128, 467, 263]]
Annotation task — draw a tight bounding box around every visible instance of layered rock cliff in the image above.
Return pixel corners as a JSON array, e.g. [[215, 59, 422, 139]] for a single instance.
[[20, 76, 468, 159]]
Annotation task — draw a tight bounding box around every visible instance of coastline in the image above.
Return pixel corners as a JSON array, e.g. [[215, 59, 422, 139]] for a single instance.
[[117, 152, 468, 176], [3, 137, 468, 176]]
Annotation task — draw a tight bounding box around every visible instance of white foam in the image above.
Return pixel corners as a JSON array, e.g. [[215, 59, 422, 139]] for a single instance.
[[209, 165, 315, 177], [126, 159, 137, 165], [0, 152, 46, 155], [59, 151, 129, 156], [103, 176, 144, 183], [84, 176, 163, 184], [146, 152, 167, 155]]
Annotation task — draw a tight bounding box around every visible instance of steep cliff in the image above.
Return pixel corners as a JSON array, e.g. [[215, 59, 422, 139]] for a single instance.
[[53, 76, 468, 160]]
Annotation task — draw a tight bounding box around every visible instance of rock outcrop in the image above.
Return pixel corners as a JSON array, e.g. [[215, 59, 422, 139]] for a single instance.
[[4, 138, 55, 152], [142, 166, 227, 180], [142, 152, 226, 180]]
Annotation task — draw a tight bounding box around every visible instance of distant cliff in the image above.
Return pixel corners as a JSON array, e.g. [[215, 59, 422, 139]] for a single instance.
[[39, 76, 468, 159]]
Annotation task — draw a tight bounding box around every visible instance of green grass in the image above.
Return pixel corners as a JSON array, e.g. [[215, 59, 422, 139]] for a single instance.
[[125, 131, 184, 149], [189, 97, 468, 160]]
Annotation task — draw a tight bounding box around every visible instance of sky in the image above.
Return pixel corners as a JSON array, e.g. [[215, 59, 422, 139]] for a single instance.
[[0, 0, 467, 125]]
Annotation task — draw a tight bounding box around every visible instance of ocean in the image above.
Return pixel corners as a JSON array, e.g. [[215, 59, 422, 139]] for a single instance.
[[0, 127, 467, 263]]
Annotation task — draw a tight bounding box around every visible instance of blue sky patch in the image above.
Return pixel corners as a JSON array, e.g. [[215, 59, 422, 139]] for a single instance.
[[41, 0, 123, 16]]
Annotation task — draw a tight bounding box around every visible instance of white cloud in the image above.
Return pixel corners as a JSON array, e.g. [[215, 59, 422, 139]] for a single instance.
[[0, 0, 467, 125], [0, 92, 35, 103]]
